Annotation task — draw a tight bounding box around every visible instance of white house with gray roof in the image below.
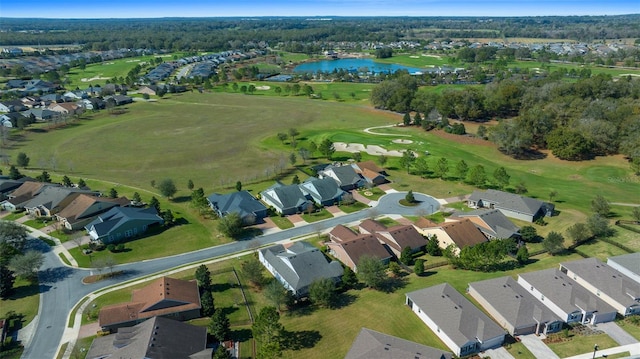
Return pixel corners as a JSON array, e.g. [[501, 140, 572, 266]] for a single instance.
[[517, 268, 617, 325], [299, 177, 345, 206], [608, 253, 640, 285], [559, 258, 640, 317], [259, 241, 343, 298], [467, 189, 554, 222], [260, 181, 311, 215], [318, 164, 364, 190], [405, 283, 505, 357], [468, 276, 563, 336]]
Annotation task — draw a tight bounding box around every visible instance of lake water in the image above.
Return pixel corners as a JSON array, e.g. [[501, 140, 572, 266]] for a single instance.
[[293, 58, 427, 74]]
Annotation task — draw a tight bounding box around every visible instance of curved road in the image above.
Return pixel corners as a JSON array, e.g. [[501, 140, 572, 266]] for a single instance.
[[21, 192, 439, 359]]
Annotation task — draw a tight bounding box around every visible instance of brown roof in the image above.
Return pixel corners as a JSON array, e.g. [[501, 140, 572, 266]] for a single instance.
[[378, 225, 426, 251], [414, 217, 440, 228], [360, 168, 385, 181], [440, 219, 488, 249], [99, 277, 201, 328], [355, 161, 384, 174], [329, 224, 359, 242], [56, 194, 129, 223], [9, 181, 47, 199], [359, 219, 387, 234], [332, 234, 392, 266]]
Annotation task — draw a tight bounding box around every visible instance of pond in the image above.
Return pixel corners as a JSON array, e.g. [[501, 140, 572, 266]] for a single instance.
[[293, 58, 450, 75]]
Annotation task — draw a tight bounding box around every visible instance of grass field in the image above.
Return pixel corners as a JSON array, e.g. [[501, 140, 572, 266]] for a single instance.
[[506, 60, 640, 77], [0, 278, 40, 327]]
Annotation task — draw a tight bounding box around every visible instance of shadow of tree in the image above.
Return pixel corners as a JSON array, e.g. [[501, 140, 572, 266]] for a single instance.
[[379, 276, 407, 293], [39, 266, 75, 284], [220, 306, 239, 317], [211, 282, 233, 293], [331, 292, 357, 309], [231, 328, 253, 342], [280, 329, 322, 351]]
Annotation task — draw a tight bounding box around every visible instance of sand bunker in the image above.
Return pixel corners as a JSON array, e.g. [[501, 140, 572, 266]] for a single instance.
[[256, 85, 271, 90], [409, 55, 420, 58], [334, 142, 406, 157], [422, 54, 442, 59], [81, 76, 111, 82], [392, 139, 413, 144]]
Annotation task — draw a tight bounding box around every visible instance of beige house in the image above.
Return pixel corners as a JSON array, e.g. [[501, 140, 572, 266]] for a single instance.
[[414, 218, 487, 255]]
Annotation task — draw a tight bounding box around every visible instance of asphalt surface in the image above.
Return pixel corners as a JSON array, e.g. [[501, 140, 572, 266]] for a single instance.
[[21, 192, 439, 359]]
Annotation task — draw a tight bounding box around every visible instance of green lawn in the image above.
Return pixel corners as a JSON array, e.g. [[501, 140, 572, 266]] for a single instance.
[[301, 208, 333, 223], [506, 59, 640, 77], [1, 211, 25, 221], [505, 341, 537, 359], [546, 333, 618, 358], [0, 278, 40, 327], [337, 201, 368, 213], [616, 317, 640, 341], [269, 216, 294, 229]]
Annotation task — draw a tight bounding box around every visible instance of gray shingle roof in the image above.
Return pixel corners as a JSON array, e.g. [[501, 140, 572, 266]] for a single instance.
[[86, 316, 210, 359], [261, 182, 309, 212], [560, 258, 640, 307], [260, 242, 343, 296], [518, 268, 617, 315], [468, 189, 546, 217], [469, 276, 562, 333], [85, 206, 163, 238], [300, 177, 344, 204], [323, 165, 362, 188], [345, 328, 452, 359], [207, 190, 267, 219], [406, 283, 504, 348], [608, 253, 640, 283], [452, 209, 520, 239], [23, 186, 97, 211]]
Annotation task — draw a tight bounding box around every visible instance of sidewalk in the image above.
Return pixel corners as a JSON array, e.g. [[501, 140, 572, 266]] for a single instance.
[[26, 226, 79, 267], [564, 343, 640, 359]]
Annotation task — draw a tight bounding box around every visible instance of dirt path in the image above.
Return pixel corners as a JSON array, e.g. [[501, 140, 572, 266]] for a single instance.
[[363, 124, 411, 137]]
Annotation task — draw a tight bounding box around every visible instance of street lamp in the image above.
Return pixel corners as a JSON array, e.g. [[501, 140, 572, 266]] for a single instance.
[[592, 344, 598, 359]]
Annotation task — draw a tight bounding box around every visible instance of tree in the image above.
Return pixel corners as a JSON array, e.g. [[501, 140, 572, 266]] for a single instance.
[[456, 160, 469, 180], [413, 112, 422, 127], [77, 178, 86, 188], [377, 154, 388, 167], [252, 306, 283, 359], [213, 346, 232, 359], [157, 178, 177, 199], [0, 265, 15, 299], [403, 112, 411, 126], [217, 212, 244, 238], [567, 222, 590, 243], [633, 207, 640, 222], [209, 309, 231, 343], [357, 255, 386, 290], [242, 257, 265, 288], [309, 277, 336, 308], [352, 152, 362, 162], [591, 195, 610, 217], [413, 259, 425, 276], [0, 221, 29, 251], [132, 192, 142, 204], [36, 170, 51, 183], [16, 152, 30, 168], [9, 250, 44, 282], [62, 175, 72, 187], [195, 264, 212, 291], [434, 157, 449, 179], [543, 231, 564, 255], [187, 179, 194, 190], [515, 181, 528, 194], [318, 138, 335, 159], [288, 152, 296, 166], [549, 190, 558, 202], [288, 128, 299, 142], [493, 167, 510, 189], [264, 280, 289, 311], [399, 150, 416, 173], [341, 266, 358, 290], [516, 245, 529, 264], [276, 132, 288, 144], [519, 226, 538, 242], [467, 165, 487, 186], [414, 157, 429, 178], [587, 213, 612, 238], [426, 235, 442, 256], [291, 175, 300, 185], [400, 246, 413, 265], [149, 196, 161, 212], [235, 181, 242, 192], [108, 188, 118, 198], [405, 190, 415, 203], [201, 289, 215, 317], [8, 165, 23, 180]]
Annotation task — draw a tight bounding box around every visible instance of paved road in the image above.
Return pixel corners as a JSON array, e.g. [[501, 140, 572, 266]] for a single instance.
[[21, 192, 439, 359]]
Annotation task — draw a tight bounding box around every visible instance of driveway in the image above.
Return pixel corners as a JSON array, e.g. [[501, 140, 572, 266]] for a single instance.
[[481, 347, 515, 359], [594, 322, 639, 345], [518, 334, 560, 359]]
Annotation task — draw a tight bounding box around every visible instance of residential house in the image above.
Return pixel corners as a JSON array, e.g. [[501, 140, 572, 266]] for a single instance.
[[20, 108, 58, 121], [517, 268, 617, 325], [39, 93, 66, 104], [0, 112, 28, 128], [23, 186, 98, 217], [318, 164, 364, 190], [62, 90, 88, 100], [86, 316, 211, 359], [360, 219, 426, 257], [345, 327, 452, 359], [326, 226, 392, 272], [414, 218, 488, 255], [351, 161, 388, 186], [0, 100, 27, 113], [608, 253, 640, 284], [107, 95, 134, 106], [299, 177, 345, 206], [6, 79, 26, 89], [55, 194, 129, 230], [559, 258, 640, 316], [468, 276, 563, 336], [85, 206, 164, 244], [79, 98, 106, 111], [0, 181, 54, 211], [98, 277, 201, 332], [450, 209, 520, 239], [207, 190, 267, 224], [0, 176, 33, 201], [467, 189, 554, 222], [405, 283, 505, 357], [260, 181, 311, 215], [259, 242, 343, 297], [48, 102, 83, 116]]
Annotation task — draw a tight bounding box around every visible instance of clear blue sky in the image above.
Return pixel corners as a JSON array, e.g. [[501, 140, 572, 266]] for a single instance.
[[0, 0, 638, 18]]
